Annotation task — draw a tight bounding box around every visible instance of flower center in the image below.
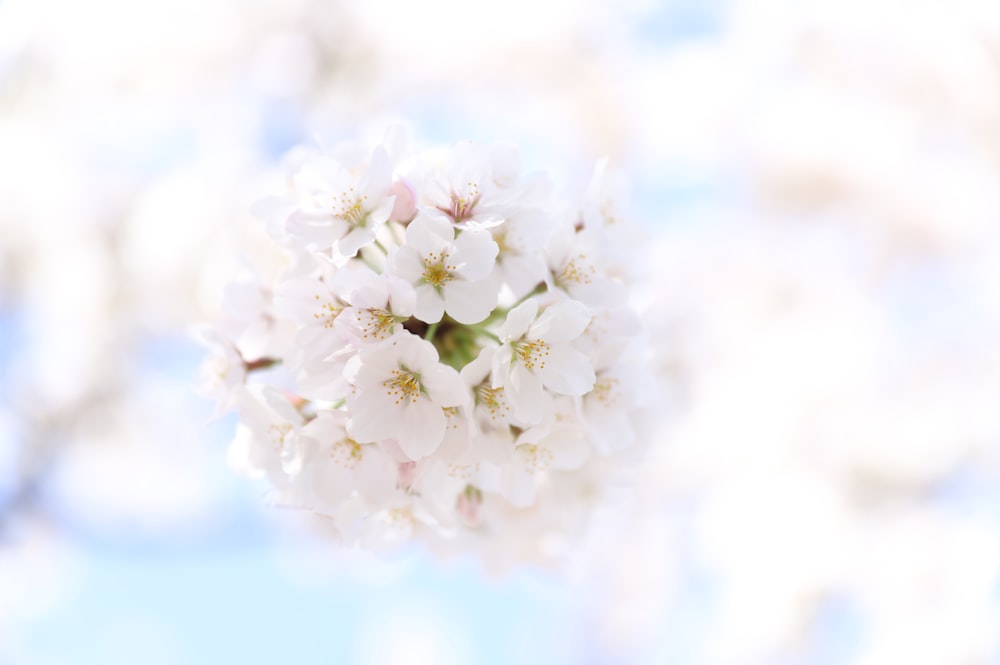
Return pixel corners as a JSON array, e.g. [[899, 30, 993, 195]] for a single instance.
[[519, 443, 554, 473], [268, 423, 293, 450], [590, 377, 621, 407], [355, 308, 398, 340], [438, 182, 480, 223], [474, 383, 510, 421], [383, 368, 422, 404], [512, 339, 550, 371], [330, 437, 363, 469], [333, 187, 369, 227], [421, 250, 457, 288], [556, 253, 595, 288], [313, 293, 344, 329]]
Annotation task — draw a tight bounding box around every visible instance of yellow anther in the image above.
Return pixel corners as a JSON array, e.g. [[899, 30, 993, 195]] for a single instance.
[[329, 437, 363, 469], [513, 339, 550, 371], [421, 250, 457, 288], [383, 368, 422, 405], [475, 384, 510, 420]]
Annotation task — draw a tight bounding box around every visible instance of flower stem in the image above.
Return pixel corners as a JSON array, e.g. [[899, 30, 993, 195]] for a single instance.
[[509, 282, 547, 311], [424, 321, 440, 341]]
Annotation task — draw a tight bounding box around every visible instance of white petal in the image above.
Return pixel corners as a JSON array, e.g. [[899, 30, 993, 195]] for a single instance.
[[336, 227, 376, 258], [397, 400, 446, 459], [387, 275, 416, 317], [460, 346, 496, 386], [442, 278, 497, 325], [504, 456, 540, 508], [536, 345, 595, 395], [453, 229, 498, 281], [287, 211, 347, 247], [530, 299, 591, 342], [413, 285, 445, 323], [361, 146, 392, 199], [347, 392, 398, 443], [395, 331, 438, 370], [499, 298, 538, 340], [387, 245, 424, 283], [406, 214, 453, 254], [420, 362, 468, 407], [540, 424, 590, 470], [498, 252, 547, 299], [506, 364, 548, 424]]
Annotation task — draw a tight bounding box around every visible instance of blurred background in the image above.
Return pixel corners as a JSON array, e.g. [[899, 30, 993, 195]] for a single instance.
[[3, 0, 1000, 663]]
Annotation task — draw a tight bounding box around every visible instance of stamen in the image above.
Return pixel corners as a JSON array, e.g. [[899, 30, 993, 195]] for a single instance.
[[556, 253, 595, 287], [421, 250, 457, 288], [313, 293, 344, 329], [475, 383, 510, 421], [332, 186, 370, 228], [512, 339, 550, 371], [590, 377, 621, 407], [329, 437, 363, 469], [356, 308, 398, 340], [268, 423, 293, 450], [383, 368, 422, 405], [520, 443, 554, 473]]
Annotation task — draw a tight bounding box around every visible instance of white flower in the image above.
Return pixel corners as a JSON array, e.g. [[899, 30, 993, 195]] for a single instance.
[[500, 417, 590, 508], [233, 386, 306, 484], [419, 141, 514, 230], [388, 214, 499, 324], [285, 146, 394, 258], [545, 224, 626, 307], [297, 409, 398, 510], [493, 297, 596, 424], [333, 265, 415, 345], [346, 332, 469, 459], [193, 326, 245, 418]]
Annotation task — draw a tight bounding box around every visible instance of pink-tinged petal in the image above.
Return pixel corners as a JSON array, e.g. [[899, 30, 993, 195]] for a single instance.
[[530, 299, 591, 342], [347, 392, 398, 443], [420, 362, 468, 407], [506, 364, 548, 424], [388, 178, 417, 223], [536, 345, 595, 396], [499, 298, 538, 340], [413, 285, 446, 323], [397, 400, 446, 459], [442, 278, 497, 325], [453, 229, 498, 281]]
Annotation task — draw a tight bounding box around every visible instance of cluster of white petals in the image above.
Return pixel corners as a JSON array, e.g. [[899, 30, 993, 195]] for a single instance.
[[200, 132, 654, 564]]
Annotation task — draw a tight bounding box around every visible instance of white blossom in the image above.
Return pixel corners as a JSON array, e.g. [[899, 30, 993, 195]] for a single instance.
[[346, 331, 468, 460], [492, 297, 595, 424], [388, 214, 499, 324]]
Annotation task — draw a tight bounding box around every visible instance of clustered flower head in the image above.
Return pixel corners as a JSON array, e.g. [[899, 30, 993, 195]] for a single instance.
[[199, 130, 655, 566]]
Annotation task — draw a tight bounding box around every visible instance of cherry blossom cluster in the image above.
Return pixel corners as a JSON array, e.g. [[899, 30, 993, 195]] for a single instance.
[[199, 133, 654, 563]]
